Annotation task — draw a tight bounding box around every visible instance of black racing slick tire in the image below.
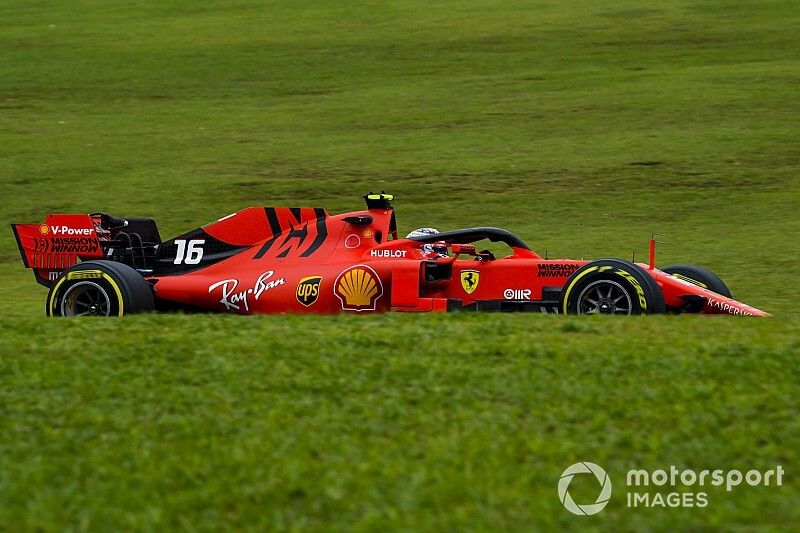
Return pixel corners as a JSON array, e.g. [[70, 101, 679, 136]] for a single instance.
[[47, 261, 155, 317], [661, 264, 732, 298], [560, 259, 665, 315]]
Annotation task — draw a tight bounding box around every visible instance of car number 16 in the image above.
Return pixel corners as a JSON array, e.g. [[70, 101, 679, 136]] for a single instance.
[[174, 239, 205, 265]]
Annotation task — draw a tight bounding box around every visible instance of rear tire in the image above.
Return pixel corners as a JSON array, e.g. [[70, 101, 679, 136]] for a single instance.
[[47, 261, 154, 317], [661, 264, 732, 298], [560, 259, 665, 315]]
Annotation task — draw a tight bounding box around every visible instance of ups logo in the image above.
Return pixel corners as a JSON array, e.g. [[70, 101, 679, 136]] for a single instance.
[[296, 276, 322, 307]]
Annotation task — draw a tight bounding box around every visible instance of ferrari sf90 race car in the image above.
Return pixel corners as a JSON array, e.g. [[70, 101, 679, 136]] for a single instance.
[[12, 194, 768, 317]]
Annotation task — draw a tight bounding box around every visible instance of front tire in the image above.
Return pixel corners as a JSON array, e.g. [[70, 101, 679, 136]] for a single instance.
[[560, 259, 665, 315], [661, 264, 732, 298], [47, 261, 155, 317]]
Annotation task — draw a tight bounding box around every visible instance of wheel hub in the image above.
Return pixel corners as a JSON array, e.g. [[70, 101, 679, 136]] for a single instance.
[[60, 281, 112, 317], [576, 279, 633, 316]]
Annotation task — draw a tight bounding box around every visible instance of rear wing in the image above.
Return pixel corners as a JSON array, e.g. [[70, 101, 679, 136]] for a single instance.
[[11, 214, 104, 287]]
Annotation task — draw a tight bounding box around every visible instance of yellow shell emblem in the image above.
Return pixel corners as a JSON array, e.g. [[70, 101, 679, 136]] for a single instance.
[[335, 265, 383, 311]]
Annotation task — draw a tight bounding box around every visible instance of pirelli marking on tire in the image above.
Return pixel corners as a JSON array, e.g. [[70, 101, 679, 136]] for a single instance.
[[614, 269, 647, 310], [671, 273, 708, 289], [66, 270, 104, 280]]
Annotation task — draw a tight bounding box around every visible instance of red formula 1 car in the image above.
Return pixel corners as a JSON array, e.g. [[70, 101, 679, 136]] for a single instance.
[[12, 193, 768, 317]]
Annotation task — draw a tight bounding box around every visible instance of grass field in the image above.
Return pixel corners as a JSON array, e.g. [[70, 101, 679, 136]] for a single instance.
[[1, 0, 799, 530]]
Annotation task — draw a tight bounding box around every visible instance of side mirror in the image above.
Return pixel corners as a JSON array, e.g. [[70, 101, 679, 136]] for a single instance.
[[450, 244, 477, 255]]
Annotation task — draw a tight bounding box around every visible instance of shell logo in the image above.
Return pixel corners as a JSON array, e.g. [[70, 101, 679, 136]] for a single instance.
[[334, 265, 383, 311], [39, 224, 50, 235]]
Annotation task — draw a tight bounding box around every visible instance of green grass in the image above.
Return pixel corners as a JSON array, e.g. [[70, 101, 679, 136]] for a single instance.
[[1, 315, 798, 530], [1, 0, 799, 529]]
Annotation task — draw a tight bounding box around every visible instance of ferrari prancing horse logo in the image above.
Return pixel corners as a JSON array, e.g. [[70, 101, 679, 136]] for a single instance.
[[460, 270, 480, 294]]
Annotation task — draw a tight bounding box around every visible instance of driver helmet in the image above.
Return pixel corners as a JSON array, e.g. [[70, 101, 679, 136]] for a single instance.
[[406, 228, 448, 257]]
